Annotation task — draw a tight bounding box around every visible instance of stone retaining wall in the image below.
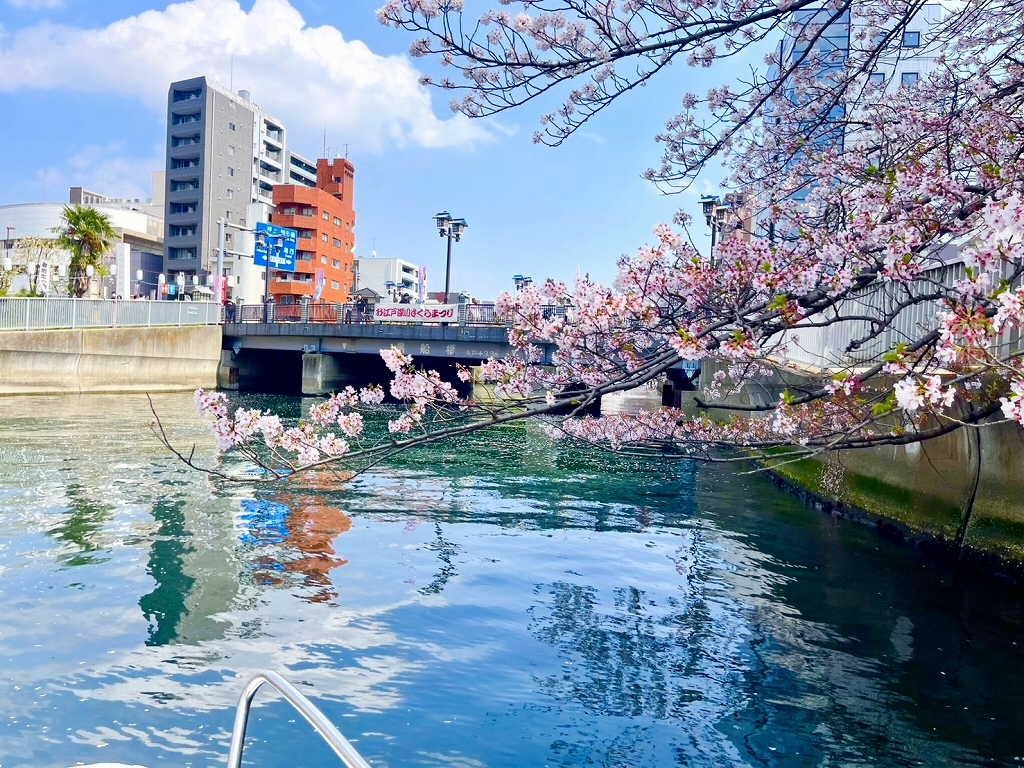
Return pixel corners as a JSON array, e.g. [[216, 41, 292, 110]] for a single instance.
[[0, 326, 222, 395]]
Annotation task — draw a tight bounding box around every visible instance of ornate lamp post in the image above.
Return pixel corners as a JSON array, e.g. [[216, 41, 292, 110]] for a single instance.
[[5, 226, 14, 270], [700, 195, 721, 250], [434, 211, 467, 303]]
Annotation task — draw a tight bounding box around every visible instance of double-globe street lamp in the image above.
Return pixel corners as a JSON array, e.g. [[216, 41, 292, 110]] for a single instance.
[[434, 212, 467, 303]]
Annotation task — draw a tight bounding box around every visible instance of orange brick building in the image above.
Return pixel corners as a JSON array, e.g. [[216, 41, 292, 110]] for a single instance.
[[270, 157, 356, 306]]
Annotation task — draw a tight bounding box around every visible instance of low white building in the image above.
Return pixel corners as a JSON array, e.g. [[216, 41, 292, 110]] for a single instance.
[[0, 200, 164, 298], [355, 257, 424, 301]]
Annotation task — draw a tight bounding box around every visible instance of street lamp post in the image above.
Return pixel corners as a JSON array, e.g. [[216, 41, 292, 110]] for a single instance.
[[5, 227, 14, 273], [434, 211, 467, 303], [700, 195, 721, 250]]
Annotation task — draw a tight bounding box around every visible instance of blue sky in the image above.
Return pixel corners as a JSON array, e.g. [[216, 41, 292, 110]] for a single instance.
[[0, 0, 733, 299]]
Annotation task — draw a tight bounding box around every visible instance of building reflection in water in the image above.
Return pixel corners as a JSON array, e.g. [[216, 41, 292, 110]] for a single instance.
[[241, 493, 353, 604]]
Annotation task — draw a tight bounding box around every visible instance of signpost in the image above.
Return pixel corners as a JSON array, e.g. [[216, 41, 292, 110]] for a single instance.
[[254, 222, 297, 316], [253, 223, 298, 271]]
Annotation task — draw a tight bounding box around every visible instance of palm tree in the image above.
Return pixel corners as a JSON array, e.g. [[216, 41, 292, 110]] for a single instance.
[[54, 205, 116, 298]]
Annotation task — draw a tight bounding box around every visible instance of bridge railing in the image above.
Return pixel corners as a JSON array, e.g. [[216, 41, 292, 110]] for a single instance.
[[226, 302, 567, 327], [0, 297, 221, 331]]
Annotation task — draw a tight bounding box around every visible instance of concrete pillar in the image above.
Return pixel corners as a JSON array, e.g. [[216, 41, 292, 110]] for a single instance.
[[302, 352, 347, 396], [218, 350, 239, 391]]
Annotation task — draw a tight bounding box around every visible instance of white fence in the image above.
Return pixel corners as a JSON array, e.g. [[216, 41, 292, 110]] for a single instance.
[[781, 259, 1022, 371], [0, 298, 220, 332]]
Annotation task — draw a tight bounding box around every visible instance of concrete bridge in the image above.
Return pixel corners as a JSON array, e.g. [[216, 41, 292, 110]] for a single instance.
[[0, 297, 598, 403], [220, 320, 551, 395]]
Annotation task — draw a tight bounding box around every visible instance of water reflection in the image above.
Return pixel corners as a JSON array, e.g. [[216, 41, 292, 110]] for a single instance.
[[244, 494, 353, 603], [1, 394, 1024, 767], [50, 483, 113, 566], [139, 498, 195, 645]]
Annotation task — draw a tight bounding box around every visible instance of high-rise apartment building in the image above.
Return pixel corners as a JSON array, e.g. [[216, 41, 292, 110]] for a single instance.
[[163, 77, 317, 282]]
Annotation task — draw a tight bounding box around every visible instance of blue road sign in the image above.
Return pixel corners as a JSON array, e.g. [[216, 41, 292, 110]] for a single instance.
[[253, 222, 298, 270]]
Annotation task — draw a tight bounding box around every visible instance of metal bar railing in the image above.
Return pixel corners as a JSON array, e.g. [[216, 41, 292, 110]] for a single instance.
[[223, 302, 569, 328], [0, 297, 220, 331], [226, 670, 371, 768]]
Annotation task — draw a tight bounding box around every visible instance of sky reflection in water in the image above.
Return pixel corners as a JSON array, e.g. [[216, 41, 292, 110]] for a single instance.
[[0, 392, 1022, 767]]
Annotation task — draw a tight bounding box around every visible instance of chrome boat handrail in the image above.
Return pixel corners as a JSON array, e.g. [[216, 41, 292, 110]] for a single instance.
[[226, 670, 371, 768]]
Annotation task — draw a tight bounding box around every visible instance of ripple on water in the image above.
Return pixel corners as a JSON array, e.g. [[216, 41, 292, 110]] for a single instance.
[[0, 392, 1023, 767]]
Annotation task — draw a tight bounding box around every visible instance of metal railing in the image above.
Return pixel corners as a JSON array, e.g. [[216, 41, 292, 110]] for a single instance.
[[227, 671, 371, 768], [227, 301, 568, 327], [781, 258, 1023, 371], [0, 297, 220, 331]]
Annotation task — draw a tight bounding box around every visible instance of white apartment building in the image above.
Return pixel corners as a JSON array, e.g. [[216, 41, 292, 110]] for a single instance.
[[355, 257, 425, 301]]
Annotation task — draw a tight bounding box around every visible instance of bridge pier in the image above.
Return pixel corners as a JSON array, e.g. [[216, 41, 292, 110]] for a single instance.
[[302, 353, 351, 396]]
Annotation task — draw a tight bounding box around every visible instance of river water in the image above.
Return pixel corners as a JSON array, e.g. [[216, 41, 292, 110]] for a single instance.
[[0, 392, 1023, 767]]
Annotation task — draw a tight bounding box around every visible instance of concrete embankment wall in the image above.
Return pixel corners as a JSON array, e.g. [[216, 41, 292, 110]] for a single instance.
[[0, 326, 222, 395], [697, 360, 1024, 568]]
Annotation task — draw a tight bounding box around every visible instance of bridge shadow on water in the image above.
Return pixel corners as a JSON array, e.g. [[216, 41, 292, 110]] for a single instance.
[[231, 348, 476, 400]]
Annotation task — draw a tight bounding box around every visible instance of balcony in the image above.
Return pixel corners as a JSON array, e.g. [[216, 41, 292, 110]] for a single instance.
[[172, 88, 202, 103]]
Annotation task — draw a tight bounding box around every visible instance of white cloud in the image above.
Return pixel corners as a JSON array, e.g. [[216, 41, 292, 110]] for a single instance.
[[34, 142, 166, 201], [0, 0, 489, 153], [6, 0, 64, 8]]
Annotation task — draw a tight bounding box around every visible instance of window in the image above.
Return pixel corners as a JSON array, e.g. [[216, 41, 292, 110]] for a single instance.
[[334, 217, 342, 226], [172, 158, 199, 169], [333, 238, 341, 247], [226, 189, 233, 199], [331, 280, 340, 290], [868, 72, 885, 85], [298, 251, 314, 262], [168, 247, 197, 260], [228, 167, 234, 177], [169, 225, 196, 237], [281, 207, 296, 216], [332, 259, 340, 268], [298, 229, 314, 239], [172, 135, 200, 147], [229, 122, 236, 131], [300, 207, 314, 217], [170, 179, 199, 191], [172, 113, 201, 125], [172, 88, 202, 102], [322, 233, 329, 242], [902, 30, 920, 47], [226, 211, 232, 222], [323, 211, 330, 220], [901, 72, 919, 87], [226, 233, 233, 245], [321, 256, 328, 264], [228, 145, 235, 156], [170, 202, 197, 214]]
